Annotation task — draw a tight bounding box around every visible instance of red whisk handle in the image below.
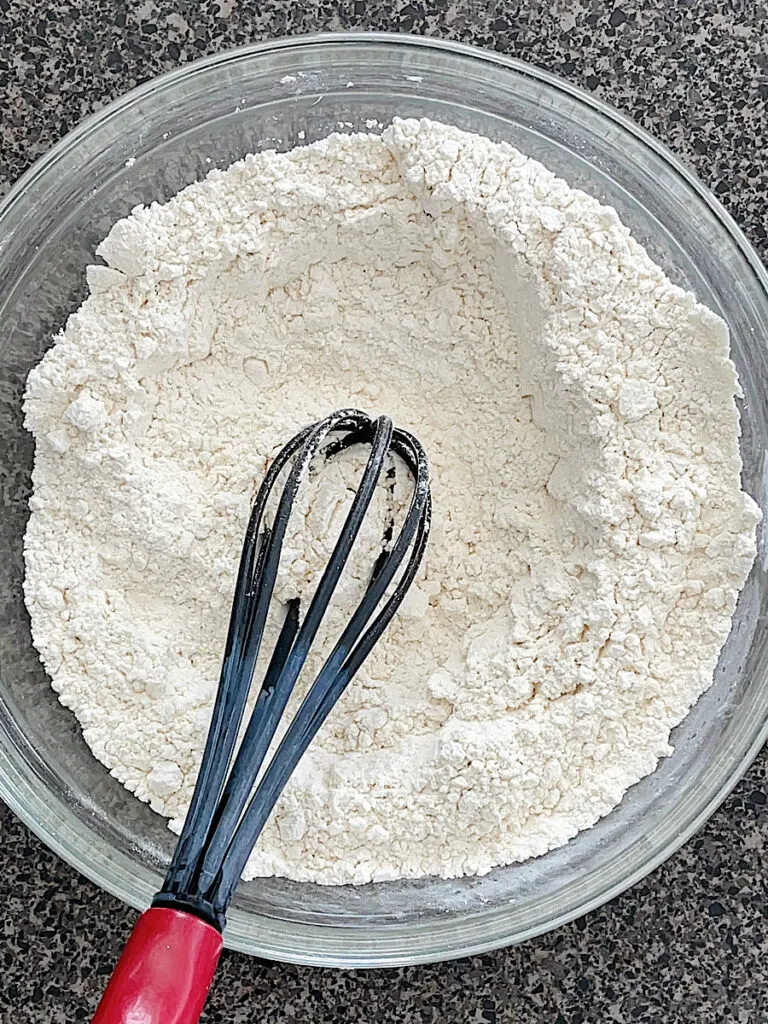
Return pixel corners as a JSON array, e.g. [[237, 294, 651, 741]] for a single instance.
[[91, 907, 223, 1024]]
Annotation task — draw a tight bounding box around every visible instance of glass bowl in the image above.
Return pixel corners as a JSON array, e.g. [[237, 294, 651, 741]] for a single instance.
[[1, 33, 767, 968]]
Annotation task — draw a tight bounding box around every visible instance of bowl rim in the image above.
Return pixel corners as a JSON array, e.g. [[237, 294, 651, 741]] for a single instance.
[[2, 30, 768, 967], [3, 29, 768, 302]]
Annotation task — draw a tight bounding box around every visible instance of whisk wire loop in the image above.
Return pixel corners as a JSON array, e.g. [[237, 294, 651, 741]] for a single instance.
[[193, 414, 394, 895]]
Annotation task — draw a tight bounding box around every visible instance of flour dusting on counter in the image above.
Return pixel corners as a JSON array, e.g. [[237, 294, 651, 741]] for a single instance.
[[23, 118, 759, 885]]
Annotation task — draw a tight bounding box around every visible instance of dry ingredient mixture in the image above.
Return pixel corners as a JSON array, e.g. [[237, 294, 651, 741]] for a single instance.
[[23, 119, 760, 885]]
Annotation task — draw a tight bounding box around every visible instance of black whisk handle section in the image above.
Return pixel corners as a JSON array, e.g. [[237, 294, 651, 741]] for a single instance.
[[152, 409, 431, 930]]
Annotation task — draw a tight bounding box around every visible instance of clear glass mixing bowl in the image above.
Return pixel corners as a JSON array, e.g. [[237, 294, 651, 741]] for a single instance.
[[1, 33, 767, 968]]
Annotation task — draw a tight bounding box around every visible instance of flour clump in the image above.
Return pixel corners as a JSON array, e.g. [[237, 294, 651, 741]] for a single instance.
[[23, 118, 760, 885]]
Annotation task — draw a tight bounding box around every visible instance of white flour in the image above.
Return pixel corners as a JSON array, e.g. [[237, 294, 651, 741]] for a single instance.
[[23, 119, 760, 885]]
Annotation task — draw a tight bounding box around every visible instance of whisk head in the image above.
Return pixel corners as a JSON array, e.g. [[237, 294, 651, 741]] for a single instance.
[[153, 409, 431, 929]]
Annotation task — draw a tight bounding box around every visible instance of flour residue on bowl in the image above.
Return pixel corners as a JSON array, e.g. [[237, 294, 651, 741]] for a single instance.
[[22, 118, 759, 885]]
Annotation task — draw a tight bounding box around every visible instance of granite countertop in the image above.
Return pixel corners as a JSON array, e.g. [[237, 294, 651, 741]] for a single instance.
[[2, 2, 767, 1022]]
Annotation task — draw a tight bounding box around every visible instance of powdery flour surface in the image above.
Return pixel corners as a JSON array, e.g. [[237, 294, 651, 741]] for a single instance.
[[24, 119, 759, 885]]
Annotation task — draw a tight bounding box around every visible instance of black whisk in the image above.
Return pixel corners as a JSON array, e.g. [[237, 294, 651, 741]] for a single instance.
[[92, 409, 431, 1024]]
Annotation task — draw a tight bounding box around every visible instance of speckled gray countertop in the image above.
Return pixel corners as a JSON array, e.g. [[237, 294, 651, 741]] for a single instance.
[[1, 3, 767, 1022]]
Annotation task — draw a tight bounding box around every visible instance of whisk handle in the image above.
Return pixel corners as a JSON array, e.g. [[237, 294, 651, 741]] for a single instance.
[[91, 908, 223, 1024]]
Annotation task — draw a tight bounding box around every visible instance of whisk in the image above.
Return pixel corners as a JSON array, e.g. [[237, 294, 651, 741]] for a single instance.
[[91, 408, 431, 1024]]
